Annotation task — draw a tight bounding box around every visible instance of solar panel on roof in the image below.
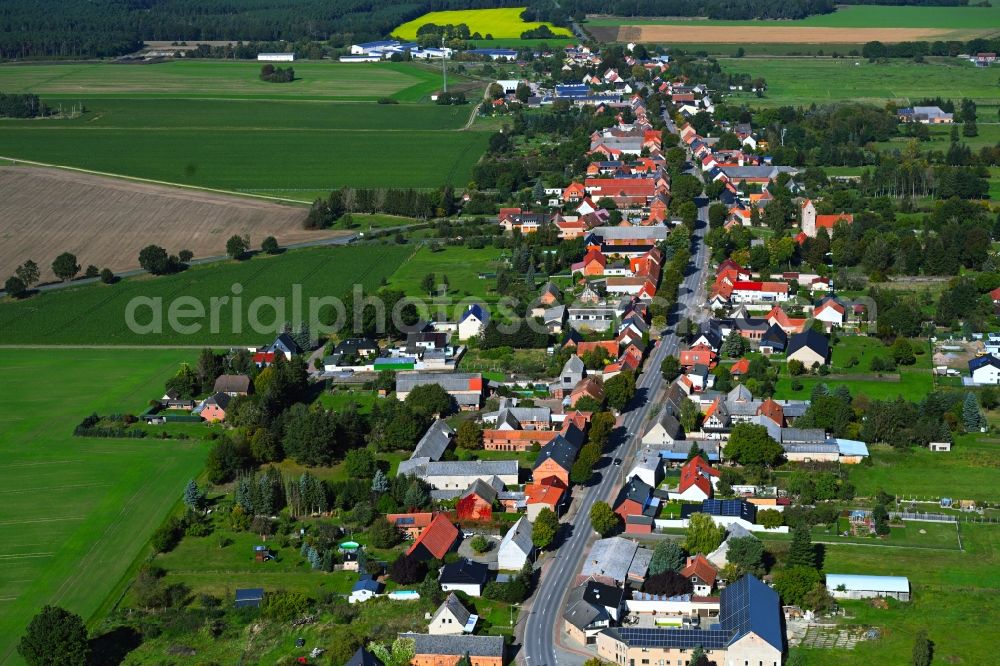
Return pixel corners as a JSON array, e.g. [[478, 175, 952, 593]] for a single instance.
[[617, 627, 731, 649]]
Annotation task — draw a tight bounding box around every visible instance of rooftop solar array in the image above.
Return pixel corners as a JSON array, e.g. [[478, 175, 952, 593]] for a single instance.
[[614, 627, 731, 650]]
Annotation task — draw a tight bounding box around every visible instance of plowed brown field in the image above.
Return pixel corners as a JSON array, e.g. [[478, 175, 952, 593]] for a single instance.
[[0, 167, 344, 281]]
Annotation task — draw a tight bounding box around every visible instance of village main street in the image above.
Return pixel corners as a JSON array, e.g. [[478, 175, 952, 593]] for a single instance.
[[519, 191, 711, 666]]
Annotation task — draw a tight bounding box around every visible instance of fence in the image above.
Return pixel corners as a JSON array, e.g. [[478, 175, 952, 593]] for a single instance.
[[890, 511, 956, 523]]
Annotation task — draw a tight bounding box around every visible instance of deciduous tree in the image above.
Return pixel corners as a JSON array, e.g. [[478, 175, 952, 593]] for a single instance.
[[51, 252, 80, 281], [648, 539, 685, 575], [17, 606, 89, 666], [590, 501, 619, 537], [684, 512, 726, 554], [532, 507, 558, 550]]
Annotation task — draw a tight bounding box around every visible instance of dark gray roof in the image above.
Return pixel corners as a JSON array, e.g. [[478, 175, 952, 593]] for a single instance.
[[440, 559, 490, 585], [205, 391, 231, 409], [614, 475, 657, 517], [761, 323, 788, 348], [719, 574, 784, 651], [563, 584, 610, 630], [401, 633, 505, 658], [533, 434, 577, 472], [499, 516, 533, 556], [433, 592, 472, 626], [462, 478, 499, 504], [424, 460, 518, 478], [787, 329, 829, 359], [346, 647, 384, 666], [396, 372, 482, 394], [412, 419, 454, 462]]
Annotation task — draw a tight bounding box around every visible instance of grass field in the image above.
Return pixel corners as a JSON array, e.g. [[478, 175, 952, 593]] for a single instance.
[[849, 435, 1000, 502], [0, 244, 412, 345], [0, 61, 448, 102], [385, 244, 510, 306], [718, 57, 1000, 108], [0, 349, 207, 665], [393, 8, 572, 40], [791, 523, 999, 665], [587, 5, 1000, 44], [0, 61, 489, 195]]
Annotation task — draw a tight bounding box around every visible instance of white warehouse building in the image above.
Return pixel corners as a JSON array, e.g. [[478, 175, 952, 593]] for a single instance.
[[257, 53, 295, 62]]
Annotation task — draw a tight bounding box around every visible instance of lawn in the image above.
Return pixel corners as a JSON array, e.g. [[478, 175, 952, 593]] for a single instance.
[[0, 60, 449, 101], [772, 335, 935, 400], [718, 57, 1000, 108], [848, 435, 1000, 502], [0, 349, 208, 665], [385, 245, 511, 308], [393, 8, 572, 40], [874, 121, 1000, 153], [791, 523, 999, 665], [0, 244, 412, 345]]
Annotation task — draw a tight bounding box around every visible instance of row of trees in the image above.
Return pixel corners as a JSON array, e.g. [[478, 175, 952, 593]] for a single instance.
[[4, 254, 118, 298]]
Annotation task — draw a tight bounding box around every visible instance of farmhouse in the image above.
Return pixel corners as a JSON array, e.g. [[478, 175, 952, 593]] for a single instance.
[[826, 574, 910, 601], [395, 372, 484, 409]]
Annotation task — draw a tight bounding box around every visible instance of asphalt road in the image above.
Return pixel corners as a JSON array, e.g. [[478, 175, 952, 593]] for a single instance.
[[520, 198, 711, 666]]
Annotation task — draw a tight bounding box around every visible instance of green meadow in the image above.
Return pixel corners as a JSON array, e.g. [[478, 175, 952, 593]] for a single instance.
[[0, 60, 447, 101], [0, 244, 412, 346], [0, 349, 206, 665], [588, 4, 1000, 31], [718, 57, 1000, 108], [0, 61, 490, 195]]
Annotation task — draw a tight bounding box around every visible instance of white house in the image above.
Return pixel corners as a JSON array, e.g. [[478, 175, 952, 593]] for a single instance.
[[458, 304, 490, 341], [814, 297, 846, 326], [349, 577, 382, 604], [970, 355, 1000, 384], [641, 407, 684, 447], [428, 593, 477, 635], [496, 79, 520, 95], [257, 53, 295, 62], [497, 517, 534, 571]]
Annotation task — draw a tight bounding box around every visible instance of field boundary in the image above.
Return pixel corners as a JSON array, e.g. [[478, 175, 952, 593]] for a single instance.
[[0, 155, 309, 205]]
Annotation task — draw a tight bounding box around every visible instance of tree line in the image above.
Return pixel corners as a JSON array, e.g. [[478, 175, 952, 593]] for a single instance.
[[0, 0, 517, 59], [542, 0, 836, 21], [861, 36, 1000, 59], [0, 93, 50, 118]]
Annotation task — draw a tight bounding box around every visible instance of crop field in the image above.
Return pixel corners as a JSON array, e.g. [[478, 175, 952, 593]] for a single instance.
[[790, 524, 999, 665], [587, 4, 1000, 43], [0, 60, 448, 102], [718, 57, 1000, 108], [0, 167, 331, 281], [393, 7, 573, 40], [0, 349, 207, 665], [0, 244, 412, 345], [0, 61, 490, 196]]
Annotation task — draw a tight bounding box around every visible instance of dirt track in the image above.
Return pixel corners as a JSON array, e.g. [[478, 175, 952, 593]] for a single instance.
[[617, 25, 954, 43], [0, 167, 345, 280]]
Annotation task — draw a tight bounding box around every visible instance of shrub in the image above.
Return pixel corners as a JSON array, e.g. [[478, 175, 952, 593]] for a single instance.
[[151, 516, 183, 553]]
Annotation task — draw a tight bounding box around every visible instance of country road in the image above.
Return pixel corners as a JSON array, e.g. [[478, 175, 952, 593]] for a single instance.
[[520, 188, 711, 665]]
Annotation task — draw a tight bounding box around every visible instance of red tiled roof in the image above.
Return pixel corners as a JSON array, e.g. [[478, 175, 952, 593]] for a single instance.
[[757, 398, 784, 426], [575, 340, 619, 358], [387, 512, 434, 530], [679, 456, 719, 497], [816, 213, 853, 229], [732, 281, 789, 294], [525, 482, 565, 507], [730, 358, 750, 376], [406, 514, 458, 560], [681, 554, 718, 586]]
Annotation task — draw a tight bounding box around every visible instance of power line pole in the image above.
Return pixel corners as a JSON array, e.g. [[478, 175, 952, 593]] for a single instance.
[[441, 36, 448, 94]]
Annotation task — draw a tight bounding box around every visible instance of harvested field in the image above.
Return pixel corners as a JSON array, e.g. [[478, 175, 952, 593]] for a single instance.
[[615, 25, 953, 43], [0, 167, 341, 281]]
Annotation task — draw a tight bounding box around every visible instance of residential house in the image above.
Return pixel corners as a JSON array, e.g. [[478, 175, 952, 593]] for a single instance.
[[213, 374, 252, 396], [564, 579, 625, 645], [897, 106, 953, 124], [613, 475, 659, 522], [681, 499, 758, 529], [439, 559, 490, 597], [970, 355, 1000, 384], [265, 332, 302, 359], [402, 633, 505, 666], [595, 575, 784, 666], [681, 555, 718, 596], [626, 448, 664, 488], [674, 456, 720, 501], [497, 517, 534, 570], [680, 344, 717, 369], [456, 479, 498, 522], [386, 512, 435, 540], [350, 576, 383, 604], [413, 419, 455, 461], [552, 355, 586, 398], [706, 523, 758, 569], [569, 376, 605, 408], [199, 392, 231, 422], [458, 304, 491, 341], [524, 478, 566, 521], [539, 281, 562, 305], [396, 373, 485, 410], [577, 537, 652, 587], [428, 593, 476, 635], [407, 514, 460, 562], [759, 323, 788, 354], [786, 329, 830, 368], [532, 434, 578, 487], [730, 281, 790, 305], [346, 647, 384, 666]]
